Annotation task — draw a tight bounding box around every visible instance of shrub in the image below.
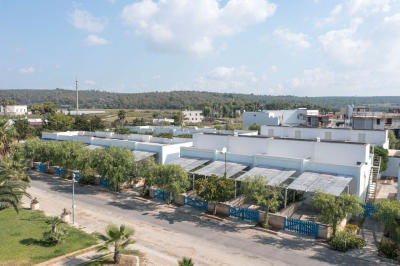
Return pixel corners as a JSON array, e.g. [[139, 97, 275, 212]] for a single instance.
[[42, 228, 68, 245], [328, 231, 366, 252], [78, 169, 96, 185], [345, 224, 359, 231], [139, 189, 149, 197], [379, 241, 400, 261]]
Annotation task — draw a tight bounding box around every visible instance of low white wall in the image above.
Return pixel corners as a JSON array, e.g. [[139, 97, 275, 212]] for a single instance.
[[382, 157, 400, 177], [398, 167, 400, 199]]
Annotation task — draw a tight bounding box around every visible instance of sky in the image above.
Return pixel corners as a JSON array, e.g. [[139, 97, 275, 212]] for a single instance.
[[1, 0, 400, 96]]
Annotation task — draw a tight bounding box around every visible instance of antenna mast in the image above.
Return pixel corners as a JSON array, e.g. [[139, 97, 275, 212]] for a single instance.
[[76, 78, 79, 115]]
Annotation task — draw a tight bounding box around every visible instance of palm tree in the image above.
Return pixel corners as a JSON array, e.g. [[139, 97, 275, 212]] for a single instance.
[[1, 98, 9, 115], [0, 172, 31, 214], [0, 154, 30, 182], [0, 118, 17, 161], [95, 224, 136, 263], [45, 216, 62, 233], [178, 257, 194, 266]]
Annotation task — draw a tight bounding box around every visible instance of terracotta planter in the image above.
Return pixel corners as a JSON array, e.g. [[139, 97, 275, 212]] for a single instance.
[[387, 179, 394, 185], [61, 214, 70, 223], [31, 203, 39, 210]]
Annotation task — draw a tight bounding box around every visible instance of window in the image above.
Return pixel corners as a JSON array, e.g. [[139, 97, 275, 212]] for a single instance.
[[295, 130, 301, 139], [358, 133, 366, 142], [325, 132, 332, 140], [195, 118, 197, 120], [195, 113, 197, 116], [190, 113, 192, 116], [386, 118, 392, 125], [377, 119, 380, 125], [192, 118, 194, 120], [268, 129, 274, 137], [254, 114, 256, 117]]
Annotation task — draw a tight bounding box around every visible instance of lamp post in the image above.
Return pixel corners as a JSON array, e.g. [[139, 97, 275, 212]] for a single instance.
[[72, 173, 77, 224], [220, 147, 227, 178]]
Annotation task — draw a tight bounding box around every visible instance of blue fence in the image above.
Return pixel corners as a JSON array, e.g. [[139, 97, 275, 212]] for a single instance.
[[99, 178, 110, 187], [153, 189, 174, 203], [229, 206, 259, 222], [184, 196, 208, 211], [54, 167, 66, 177], [74, 172, 81, 181], [36, 163, 47, 172], [361, 203, 376, 218], [284, 217, 319, 237]]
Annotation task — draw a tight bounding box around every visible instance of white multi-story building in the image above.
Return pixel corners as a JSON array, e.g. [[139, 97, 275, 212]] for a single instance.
[[125, 125, 258, 136], [183, 110, 203, 123], [1, 105, 28, 115], [260, 125, 389, 149], [243, 109, 319, 127]]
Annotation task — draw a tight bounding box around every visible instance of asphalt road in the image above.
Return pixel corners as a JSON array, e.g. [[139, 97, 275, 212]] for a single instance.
[[27, 172, 382, 266]]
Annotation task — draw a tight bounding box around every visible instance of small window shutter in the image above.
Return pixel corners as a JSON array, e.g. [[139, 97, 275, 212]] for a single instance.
[[358, 133, 366, 142], [268, 129, 274, 137], [295, 130, 301, 139], [325, 132, 332, 140]]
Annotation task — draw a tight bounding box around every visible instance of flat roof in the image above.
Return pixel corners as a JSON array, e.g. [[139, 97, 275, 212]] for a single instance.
[[236, 165, 297, 186], [263, 125, 386, 132], [200, 133, 368, 145], [388, 149, 400, 158], [167, 156, 210, 172], [192, 160, 250, 179], [86, 144, 104, 150], [287, 171, 353, 196], [133, 150, 157, 162]]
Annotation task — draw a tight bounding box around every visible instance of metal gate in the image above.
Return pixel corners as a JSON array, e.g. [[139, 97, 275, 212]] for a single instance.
[[229, 206, 259, 222], [36, 163, 46, 172], [54, 167, 65, 177], [184, 196, 208, 211], [361, 203, 376, 218], [153, 189, 174, 203], [99, 177, 110, 187], [74, 172, 81, 181], [284, 217, 319, 237]]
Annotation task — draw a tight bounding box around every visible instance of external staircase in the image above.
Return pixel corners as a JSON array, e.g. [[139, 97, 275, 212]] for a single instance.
[[366, 156, 381, 203]]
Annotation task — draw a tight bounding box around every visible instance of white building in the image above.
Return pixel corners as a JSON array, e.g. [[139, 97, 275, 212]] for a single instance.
[[153, 118, 174, 124], [61, 111, 105, 115], [183, 110, 203, 123], [41, 131, 193, 164], [172, 132, 375, 202], [243, 109, 319, 127], [125, 125, 258, 136], [260, 126, 389, 149], [1, 105, 28, 115]]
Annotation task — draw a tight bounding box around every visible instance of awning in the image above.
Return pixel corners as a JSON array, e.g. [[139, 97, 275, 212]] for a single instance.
[[133, 150, 157, 162], [287, 171, 353, 196], [236, 165, 297, 186], [167, 156, 210, 172], [86, 144, 104, 150], [192, 161, 250, 179]]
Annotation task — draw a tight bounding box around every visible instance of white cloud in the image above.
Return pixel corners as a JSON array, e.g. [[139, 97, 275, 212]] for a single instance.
[[207, 67, 235, 81], [19, 67, 35, 75], [268, 65, 278, 73], [261, 74, 268, 81], [273, 28, 311, 49], [383, 13, 400, 24], [318, 18, 368, 67], [83, 35, 110, 46], [217, 43, 228, 52], [316, 0, 394, 26], [107, 0, 116, 3], [119, 0, 277, 57], [85, 80, 96, 85], [67, 9, 108, 32], [7, 68, 12, 72], [55, 64, 61, 69], [152, 75, 161, 79]]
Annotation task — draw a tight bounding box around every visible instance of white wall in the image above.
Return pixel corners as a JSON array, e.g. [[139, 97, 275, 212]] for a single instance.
[[193, 134, 370, 167], [261, 126, 389, 148], [243, 112, 280, 126], [381, 157, 400, 177]]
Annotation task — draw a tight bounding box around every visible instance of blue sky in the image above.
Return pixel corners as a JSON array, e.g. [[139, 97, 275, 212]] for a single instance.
[[1, 0, 400, 96]]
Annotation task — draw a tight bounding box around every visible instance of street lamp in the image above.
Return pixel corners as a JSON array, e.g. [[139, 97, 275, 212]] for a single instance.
[[72, 173, 78, 224], [220, 147, 227, 178]]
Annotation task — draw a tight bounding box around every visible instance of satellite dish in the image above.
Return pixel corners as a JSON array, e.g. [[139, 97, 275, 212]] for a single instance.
[[195, 127, 198, 130], [221, 147, 227, 153]]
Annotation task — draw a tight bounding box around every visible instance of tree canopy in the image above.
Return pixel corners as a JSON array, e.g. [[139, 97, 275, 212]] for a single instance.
[[374, 199, 400, 242], [157, 164, 189, 204]]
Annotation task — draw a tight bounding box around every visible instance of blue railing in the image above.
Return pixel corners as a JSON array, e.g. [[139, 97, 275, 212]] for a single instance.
[[284, 217, 319, 237], [54, 167, 66, 177], [360, 203, 376, 218], [229, 206, 259, 222], [153, 189, 174, 203], [36, 163, 47, 172], [99, 177, 110, 187], [184, 196, 208, 211], [74, 172, 81, 181]]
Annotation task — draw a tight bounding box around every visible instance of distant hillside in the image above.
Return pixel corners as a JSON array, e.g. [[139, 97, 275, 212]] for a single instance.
[[1, 89, 400, 110]]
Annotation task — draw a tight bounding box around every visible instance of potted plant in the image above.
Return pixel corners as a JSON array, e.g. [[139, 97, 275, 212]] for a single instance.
[[31, 197, 39, 210], [386, 176, 394, 185], [61, 208, 71, 223], [345, 224, 359, 235]]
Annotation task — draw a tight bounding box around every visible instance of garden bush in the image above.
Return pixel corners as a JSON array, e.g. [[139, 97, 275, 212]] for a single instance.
[[328, 231, 366, 251], [345, 224, 359, 231], [378, 241, 400, 261], [78, 169, 96, 185], [139, 189, 149, 197]]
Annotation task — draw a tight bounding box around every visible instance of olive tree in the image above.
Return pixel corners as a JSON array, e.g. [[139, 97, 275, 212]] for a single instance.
[[374, 199, 400, 243], [52, 141, 86, 178], [96, 146, 135, 191], [311, 191, 364, 237], [157, 164, 189, 205], [36, 141, 56, 173], [24, 138, 42, 169], [138, 157, 158, 192], [195, 174, 235, 215], [241, 175, 283, 227]]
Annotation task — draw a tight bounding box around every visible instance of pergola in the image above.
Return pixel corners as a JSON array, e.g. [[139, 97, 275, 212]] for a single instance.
[[133, 150, 158, 162], [287, 171, 353, 196], [167, 156, 210, 172]]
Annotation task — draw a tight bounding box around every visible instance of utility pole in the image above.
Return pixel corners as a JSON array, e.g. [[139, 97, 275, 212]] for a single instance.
[[76, 78, 79, 115]]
